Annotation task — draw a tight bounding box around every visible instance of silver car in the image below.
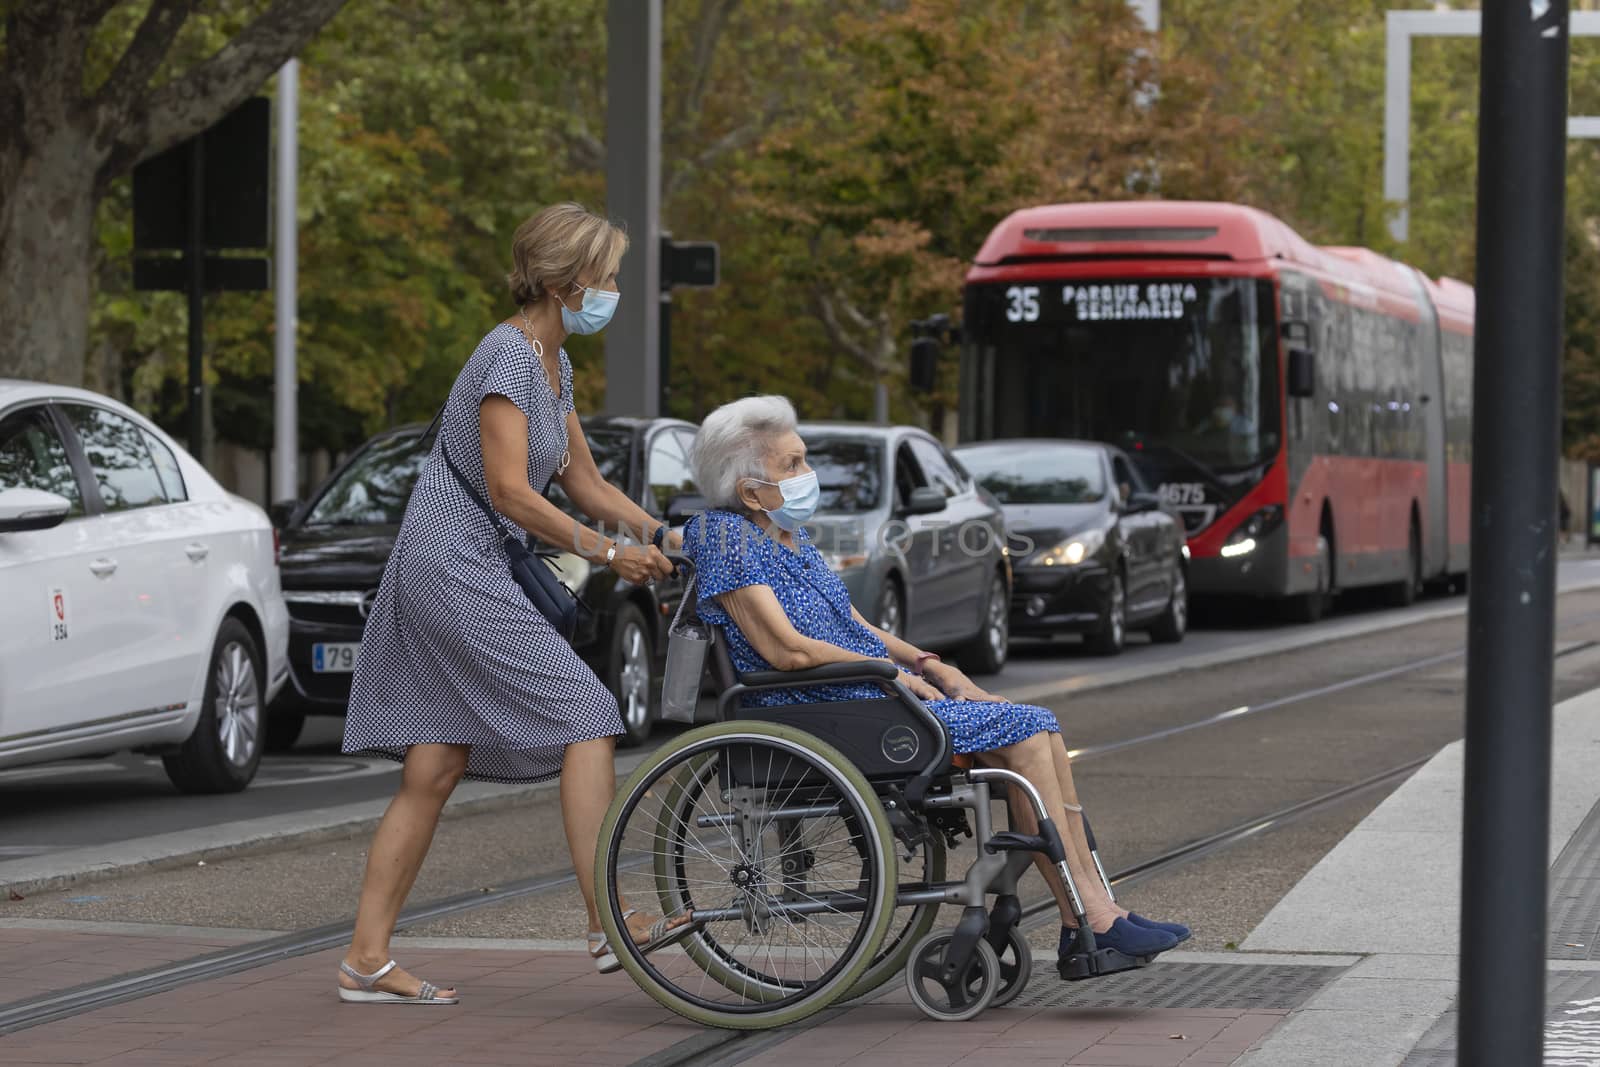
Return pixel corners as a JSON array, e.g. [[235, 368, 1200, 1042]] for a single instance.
[[797, 422, 1012, 675]]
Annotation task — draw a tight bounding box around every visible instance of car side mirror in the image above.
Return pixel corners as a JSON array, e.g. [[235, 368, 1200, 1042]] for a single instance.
[[665, 492, 709, 525], [269, 499, 303, 530], [0, 488, 73, 533], [901, 486, 947, 516], [1287, 347, 1316, 398], [1124, 491, 1163, 515]]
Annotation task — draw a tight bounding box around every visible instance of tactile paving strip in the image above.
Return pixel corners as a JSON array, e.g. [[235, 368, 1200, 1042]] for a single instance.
[[1006, 961, 1345, 1011], [1550, 797, 1600, 961], [1402, 972, 1600, 1065]]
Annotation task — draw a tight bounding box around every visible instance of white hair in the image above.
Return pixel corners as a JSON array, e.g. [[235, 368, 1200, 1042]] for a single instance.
[[692, 395, 799, 511]]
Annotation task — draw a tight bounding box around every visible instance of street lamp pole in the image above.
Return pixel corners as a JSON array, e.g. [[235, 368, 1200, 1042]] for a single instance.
[[1459, 2, 1569, 1063]]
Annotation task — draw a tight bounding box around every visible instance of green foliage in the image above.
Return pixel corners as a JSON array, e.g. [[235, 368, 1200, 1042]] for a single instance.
[[81, 0, 1600, 456]]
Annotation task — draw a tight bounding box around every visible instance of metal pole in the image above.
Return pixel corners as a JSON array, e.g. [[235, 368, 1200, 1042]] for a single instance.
[[660, 289, 672, 416], [186, 135, 206, 464], [604, 0, 661, 416], [1459, 2, 1569, 1063], [273, 59, 299, 504]]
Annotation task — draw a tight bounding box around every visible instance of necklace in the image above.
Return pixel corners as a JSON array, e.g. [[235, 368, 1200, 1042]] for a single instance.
[[516, 305, 571, 478]]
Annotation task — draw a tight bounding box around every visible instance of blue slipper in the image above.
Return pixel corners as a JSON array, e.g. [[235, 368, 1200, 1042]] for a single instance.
[[1127, 912, 1191, 943], [1062, 918, 1178, 959]]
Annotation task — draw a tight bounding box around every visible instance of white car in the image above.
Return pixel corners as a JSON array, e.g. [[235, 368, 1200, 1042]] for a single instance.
[[0, 381, 289, 793]]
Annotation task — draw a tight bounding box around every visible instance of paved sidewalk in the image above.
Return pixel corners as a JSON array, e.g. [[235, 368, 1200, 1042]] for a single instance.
[[0, 921, 1298, 1066], [1233, 684, 1600, 1066]]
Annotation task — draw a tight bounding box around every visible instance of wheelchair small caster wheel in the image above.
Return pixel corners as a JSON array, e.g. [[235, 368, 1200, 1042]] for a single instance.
[[985, 927, 1033, 1008], [906, 929, 1003, 1022]]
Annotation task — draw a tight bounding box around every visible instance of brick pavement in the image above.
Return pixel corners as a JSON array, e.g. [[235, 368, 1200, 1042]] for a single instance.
[[0, 927, 1287, 1066]]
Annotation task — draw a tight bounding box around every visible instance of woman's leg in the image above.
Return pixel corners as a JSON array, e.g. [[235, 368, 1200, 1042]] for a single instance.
[[1045, 733, 1128, 919], [340, 743, 470, 995], [561, 734, 618, 933], [979, 734, 1120, 932]]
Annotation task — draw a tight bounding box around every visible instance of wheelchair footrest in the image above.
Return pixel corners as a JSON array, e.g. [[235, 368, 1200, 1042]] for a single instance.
[[1056, 944, 1154, 981], [983, 830, 1051, 855]]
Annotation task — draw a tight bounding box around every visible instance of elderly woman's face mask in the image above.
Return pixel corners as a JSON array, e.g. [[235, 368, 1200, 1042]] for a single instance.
[[746, 470, 820, 532]]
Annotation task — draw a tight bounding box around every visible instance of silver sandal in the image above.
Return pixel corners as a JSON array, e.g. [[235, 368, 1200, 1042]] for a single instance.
[[589, 909, 634, 974], [590, 909, 695, 974], [337, 959, 459, 1005]]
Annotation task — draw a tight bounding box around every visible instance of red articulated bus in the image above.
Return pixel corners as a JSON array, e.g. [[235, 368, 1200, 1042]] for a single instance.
[[958, 201, 1474, 620]]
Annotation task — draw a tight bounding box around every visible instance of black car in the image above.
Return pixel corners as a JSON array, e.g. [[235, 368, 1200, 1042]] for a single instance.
[[953, 439, 1188, 655], [268, 415, 701, 748]]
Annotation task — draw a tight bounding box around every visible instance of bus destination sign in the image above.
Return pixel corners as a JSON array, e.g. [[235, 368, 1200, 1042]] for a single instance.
[[1063, 282, 1199, 321], [997, 281, 1202, 325]]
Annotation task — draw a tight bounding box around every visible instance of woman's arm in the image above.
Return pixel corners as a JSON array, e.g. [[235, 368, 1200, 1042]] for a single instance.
[[722, 586, 945, 700], [554, 410, 679, 548], [849, 604, 1000, 701], [480, 399, 672, 582], [849, 605, 931, 671]]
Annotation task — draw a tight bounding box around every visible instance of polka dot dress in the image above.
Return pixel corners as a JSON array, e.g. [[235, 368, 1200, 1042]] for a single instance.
[[342, 324, 623, 782], [682, 510, 1059, 754]]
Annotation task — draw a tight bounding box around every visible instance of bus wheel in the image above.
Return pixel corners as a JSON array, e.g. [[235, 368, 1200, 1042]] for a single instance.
[[1386, 522, 1422, 608], [1283, 534, 1331, 624]]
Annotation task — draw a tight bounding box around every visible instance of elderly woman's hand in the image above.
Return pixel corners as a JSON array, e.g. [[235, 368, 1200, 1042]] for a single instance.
[[924, 661, 1004, 703], [902, 671, 946, 703]]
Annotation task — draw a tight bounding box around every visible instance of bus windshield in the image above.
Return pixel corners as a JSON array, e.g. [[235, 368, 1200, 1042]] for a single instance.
[[963, 277, 1280, 473]]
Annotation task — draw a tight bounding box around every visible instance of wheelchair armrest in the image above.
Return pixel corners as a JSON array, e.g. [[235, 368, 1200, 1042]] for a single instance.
[[736, 660, 901, 690]]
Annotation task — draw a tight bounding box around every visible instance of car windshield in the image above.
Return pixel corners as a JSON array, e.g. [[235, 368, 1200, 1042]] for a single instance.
[[803, 436, 884, 513], [548, 428, 632, 518], [958, 443, 1106, 504], [304, 432, 430, 526]]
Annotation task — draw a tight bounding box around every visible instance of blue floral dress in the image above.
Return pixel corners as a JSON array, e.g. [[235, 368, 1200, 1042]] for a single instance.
[[682, 510, 1059, 754]]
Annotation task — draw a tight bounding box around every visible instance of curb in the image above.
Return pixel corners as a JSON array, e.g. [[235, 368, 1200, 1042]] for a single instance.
[[1005, 576, 1600, 706]]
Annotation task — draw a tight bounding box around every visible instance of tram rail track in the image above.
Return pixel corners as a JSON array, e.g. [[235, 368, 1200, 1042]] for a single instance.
[[2, 626, 1595, 1039]]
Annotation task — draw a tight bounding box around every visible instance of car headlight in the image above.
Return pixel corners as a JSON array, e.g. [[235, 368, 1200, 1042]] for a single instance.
[[820, 551, 869, 572], [1220, 506, 1283, 559], [1030, 527, 1107, 567]]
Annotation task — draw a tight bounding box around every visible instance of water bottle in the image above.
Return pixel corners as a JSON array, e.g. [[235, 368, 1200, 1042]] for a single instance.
[[661, 577, 709, 724]]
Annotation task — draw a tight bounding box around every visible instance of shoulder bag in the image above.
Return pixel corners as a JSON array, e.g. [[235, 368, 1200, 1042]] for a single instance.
[[423, 405, 587, 640]]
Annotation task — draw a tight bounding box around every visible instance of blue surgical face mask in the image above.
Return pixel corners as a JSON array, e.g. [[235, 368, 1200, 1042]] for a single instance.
[[560, 286, 619, 335], [750, 470, 820, 532]]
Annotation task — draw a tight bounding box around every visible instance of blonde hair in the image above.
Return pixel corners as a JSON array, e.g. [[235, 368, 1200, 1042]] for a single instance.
[[507, 203, 628, 306]]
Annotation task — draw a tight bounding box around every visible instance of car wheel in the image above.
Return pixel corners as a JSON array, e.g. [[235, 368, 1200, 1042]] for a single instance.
[[1149, 566, 1187, 644], [953, 572, 1004, 671], [876, 578, 905, 639], [1086, 571, 1126, 656], [958, 573, 1009, 675], [264, 707, 306, 752], [163, 617, 264, 794], [611, 603, 656, 747]]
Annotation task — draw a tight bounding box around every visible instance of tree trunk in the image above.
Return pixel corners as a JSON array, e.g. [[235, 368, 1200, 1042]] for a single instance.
[[0, 128, 100, 385]]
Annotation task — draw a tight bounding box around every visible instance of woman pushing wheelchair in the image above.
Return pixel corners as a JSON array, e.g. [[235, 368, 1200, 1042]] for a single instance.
[[680, 395, 1188, 965]]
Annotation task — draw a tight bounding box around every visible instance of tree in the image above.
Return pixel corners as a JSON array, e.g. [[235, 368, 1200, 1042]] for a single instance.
[[0, 0, 349, 387]]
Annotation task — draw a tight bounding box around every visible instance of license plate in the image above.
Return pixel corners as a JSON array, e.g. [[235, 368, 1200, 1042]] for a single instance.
[[312, 642, 360, 673]]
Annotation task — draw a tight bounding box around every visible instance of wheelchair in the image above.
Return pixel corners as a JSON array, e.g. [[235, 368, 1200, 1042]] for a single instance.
[[594, 561, 1155, 1029]]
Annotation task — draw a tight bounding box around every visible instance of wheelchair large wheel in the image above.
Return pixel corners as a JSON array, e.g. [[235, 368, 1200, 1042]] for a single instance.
[[600, 720, 898, 1029], [841, 831, 945, 1002]]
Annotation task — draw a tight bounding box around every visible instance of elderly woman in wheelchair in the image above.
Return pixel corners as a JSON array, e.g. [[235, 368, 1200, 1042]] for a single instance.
[[592, 396, 1188, 1028]]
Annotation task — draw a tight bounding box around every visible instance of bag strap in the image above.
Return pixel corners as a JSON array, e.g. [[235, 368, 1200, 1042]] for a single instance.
[[427, 401, 556, 545], [425, 404, 563, 543]]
